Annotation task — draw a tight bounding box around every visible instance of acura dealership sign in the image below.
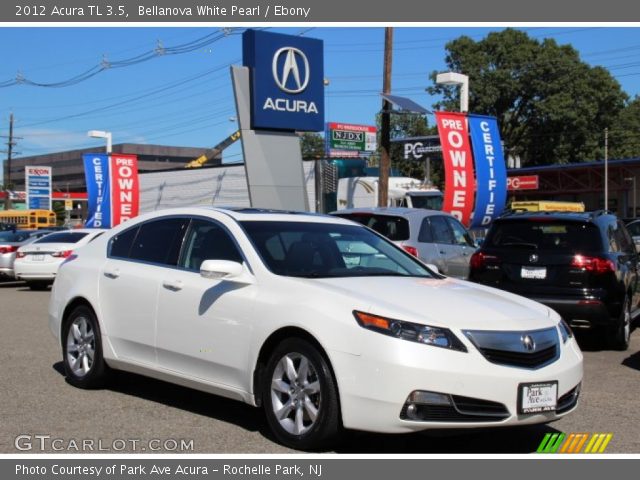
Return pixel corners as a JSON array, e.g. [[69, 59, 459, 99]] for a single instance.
[[243, 29, 324, 131]]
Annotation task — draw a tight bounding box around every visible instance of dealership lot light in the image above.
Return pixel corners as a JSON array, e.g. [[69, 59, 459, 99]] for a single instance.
[[87, 130, 112, 154]]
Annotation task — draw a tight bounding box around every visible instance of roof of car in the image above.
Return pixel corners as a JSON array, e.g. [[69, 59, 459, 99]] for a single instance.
[[331, 207, 445, 218]]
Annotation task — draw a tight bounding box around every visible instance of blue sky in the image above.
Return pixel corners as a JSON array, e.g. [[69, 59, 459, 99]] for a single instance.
[[1, 26, 640, 173]]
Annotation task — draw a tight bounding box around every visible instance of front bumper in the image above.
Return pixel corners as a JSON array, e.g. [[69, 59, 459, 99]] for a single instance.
[[329, 331, 583, 434]]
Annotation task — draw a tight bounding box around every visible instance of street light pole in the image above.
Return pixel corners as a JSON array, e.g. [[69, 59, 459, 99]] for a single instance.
[[378, 27, 393, 208], [604, 127, 609, 211], [435, 72, 469, 113], [88, 130, 112, 154]]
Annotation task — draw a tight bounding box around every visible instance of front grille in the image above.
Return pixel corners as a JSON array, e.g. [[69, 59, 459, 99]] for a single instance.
[[463, 327, 560, 369], [400, 395, 509, 422], [556, 384, 580, 414], [478, 344, 558, 369]]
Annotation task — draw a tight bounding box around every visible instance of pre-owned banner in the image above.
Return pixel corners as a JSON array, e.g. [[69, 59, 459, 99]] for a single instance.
[[435, 111, 475, 226], [110, 154, 139, 226], [83, 154, 111, 228], [468, 114, 507, 228], [83, 153, 139, 229]]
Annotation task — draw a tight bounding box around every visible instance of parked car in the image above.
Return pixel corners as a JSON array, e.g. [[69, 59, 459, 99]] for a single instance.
[[0, 229, 54, 280], [14, 229, 104, 290], [49, 207, 582, 450], [332, 207, 476, 278], [0, 222, 16, 231], [469, 210, 639, 350]]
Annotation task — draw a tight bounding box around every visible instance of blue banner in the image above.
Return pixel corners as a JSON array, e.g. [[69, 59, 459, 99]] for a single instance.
[[83, 154, 111, 229], [468, 115, 507, 228]]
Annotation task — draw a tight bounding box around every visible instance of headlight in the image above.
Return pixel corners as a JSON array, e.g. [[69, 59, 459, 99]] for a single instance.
[[558, 319, 573, 343], [353, 311, 467, 352]]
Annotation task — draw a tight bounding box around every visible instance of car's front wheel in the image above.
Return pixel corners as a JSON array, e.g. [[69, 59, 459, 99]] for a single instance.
[[263, 338, 341, 450], [62, 305, 109, 388]]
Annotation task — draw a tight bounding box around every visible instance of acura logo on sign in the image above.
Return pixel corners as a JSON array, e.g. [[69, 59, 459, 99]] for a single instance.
[[272, 47, 310, 94], [522, 334, 536, 352]]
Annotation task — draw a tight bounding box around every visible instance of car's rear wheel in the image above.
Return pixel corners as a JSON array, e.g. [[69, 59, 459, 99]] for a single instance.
[[62, 305, 109, 388], [26, 281, 50, 291], [263, 338, 341, 450], [608, 295, 631, 351]]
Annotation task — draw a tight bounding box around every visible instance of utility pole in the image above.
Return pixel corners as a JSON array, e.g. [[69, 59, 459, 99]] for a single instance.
[[1, 113, 21, 210], [604, 127, 609, 211], [378, 27, 393, 208]]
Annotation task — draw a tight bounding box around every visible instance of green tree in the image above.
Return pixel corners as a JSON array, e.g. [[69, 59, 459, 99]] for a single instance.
[[299, 132, 325, 160], [610, 96, 640, 159], [427, 29, 627, 166]]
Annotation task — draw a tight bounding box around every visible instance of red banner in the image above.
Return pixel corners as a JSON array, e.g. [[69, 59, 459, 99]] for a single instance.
[[507, 175, 539, 191], [110, 154, 139, 227], [435, 112, 475, 226]]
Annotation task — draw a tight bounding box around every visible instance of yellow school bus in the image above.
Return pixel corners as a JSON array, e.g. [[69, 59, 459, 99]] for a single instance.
[[0, 209, 57, 229], [510, 201, 586, 213]]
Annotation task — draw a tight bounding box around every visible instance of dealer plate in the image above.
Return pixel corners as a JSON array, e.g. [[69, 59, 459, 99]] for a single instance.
[[31, 254, 44, 261], [519, 381, 557, 414], [521, 266, 546, 279]]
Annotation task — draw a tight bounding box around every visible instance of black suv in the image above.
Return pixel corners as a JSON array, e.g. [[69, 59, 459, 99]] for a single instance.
[[469, 211, 638, 350]]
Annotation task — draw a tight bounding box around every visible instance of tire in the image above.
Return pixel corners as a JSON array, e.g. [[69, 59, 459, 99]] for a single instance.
[[27, 281, 50, 291], [262, 338, 341, 451], [62, 305, 109, 388], [608, 295, 631, 351]]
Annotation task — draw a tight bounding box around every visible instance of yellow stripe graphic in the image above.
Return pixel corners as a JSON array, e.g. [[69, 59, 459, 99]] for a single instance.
[[584, 434, 598, 453], [598, 434, 613, 453]]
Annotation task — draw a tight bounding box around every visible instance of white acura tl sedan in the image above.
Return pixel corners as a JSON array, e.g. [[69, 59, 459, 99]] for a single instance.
[[49, 207, 583, 450]]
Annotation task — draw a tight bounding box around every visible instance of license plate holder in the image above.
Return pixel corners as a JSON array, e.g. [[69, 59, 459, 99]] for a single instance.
[[518, 381, 558, 414], [32, 254, 45, 261], [521, 266, 547, 279]]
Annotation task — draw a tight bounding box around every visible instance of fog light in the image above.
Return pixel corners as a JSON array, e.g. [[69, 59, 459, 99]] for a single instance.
[[408, 390, 452, 406]]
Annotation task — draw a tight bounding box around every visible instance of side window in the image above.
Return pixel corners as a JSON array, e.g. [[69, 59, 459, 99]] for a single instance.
[[607, 222, 621, 253], [418, 218, 433, 243], [179, 219, 243, 271], [430, 216, 454, 244], [617, 221, 635, 254], [109, 226, 139, 259], [446, 217, 474, 247], [129, 218, 189, 266]]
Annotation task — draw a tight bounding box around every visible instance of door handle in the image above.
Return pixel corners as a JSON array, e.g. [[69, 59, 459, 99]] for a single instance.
[[162, 279, 183, 291], [103, 268, 120, 279]]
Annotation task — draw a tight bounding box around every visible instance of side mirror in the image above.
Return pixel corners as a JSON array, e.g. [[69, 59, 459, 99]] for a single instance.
[[426, 263, 440, 274], [200, 260, 253, 284]]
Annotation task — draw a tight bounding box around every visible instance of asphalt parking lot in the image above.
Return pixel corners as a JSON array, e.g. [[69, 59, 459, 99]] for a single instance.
[[1, 281, 639, 454]]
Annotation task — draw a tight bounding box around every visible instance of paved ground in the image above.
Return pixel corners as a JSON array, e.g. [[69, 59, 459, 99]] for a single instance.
[[1, 281, 639, 453]]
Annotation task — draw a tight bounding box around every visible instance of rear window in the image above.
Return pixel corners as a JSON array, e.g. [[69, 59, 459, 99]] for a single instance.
[[335, 214, 410, 241], [485, 220, 602, 252], [35, 232, 89, 244]]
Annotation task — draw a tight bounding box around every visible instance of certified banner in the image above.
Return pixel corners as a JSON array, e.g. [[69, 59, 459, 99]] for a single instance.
[[110, 154, 139, 226], [468, 115, 507, 228], [83, 154, 111, 228], [435, 112, 475, 226], [83, 153, 139, 228]]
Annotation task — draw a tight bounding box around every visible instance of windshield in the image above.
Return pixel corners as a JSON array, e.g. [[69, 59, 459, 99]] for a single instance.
[[35, 232, 89, 244], [408, 193, 443, 210], [241, 221, 433, 279]]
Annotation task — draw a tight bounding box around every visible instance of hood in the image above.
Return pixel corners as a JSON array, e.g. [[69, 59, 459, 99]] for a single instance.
[[307, 275, 556, 331]]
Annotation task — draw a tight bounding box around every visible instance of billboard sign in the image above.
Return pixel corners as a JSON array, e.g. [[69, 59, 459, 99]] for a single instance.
[[403, 142, 442, 160], [435, 112, 475, 226], [468, 114, 508, 228], [25, 166, 52, 210], [243, 29, 324, 132], [83, 153, 139, 229], [327, 122, 376, 154], [508, 175, 539, 191]]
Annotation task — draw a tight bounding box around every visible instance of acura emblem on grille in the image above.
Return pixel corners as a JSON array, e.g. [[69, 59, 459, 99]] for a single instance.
[[522, 334, 536, 352], [529, 254, 539, 263]]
